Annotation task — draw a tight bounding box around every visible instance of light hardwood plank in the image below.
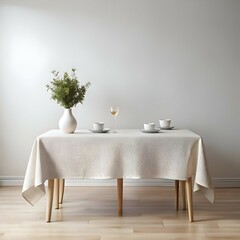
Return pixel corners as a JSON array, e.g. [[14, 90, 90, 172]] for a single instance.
[[1, 186, 240, 240]]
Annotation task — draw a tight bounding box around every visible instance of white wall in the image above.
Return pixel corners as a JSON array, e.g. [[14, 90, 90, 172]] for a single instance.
[[0, 0, 240, 182]]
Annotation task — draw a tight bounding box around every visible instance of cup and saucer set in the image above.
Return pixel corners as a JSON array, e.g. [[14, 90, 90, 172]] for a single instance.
[[141, 119, 175, 133], [89, 122, 110, 133]]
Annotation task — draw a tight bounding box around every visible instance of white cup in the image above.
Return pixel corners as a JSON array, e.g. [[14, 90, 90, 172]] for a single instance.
[[144, 123, 155, 131], [93, 122, 104, 131], [159, 119, 171, 128]]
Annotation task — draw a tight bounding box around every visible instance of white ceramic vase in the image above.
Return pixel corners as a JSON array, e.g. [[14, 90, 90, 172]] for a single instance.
[[59, 109, 77, 133]]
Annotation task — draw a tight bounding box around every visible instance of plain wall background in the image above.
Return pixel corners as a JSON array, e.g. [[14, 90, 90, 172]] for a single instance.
[[0, 0, 239, 181]]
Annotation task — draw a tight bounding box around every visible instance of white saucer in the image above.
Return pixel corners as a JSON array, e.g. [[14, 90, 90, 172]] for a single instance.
[[141, 128, 161, 133], [160, 126, 175, 130], [89, 128, 110, 133]]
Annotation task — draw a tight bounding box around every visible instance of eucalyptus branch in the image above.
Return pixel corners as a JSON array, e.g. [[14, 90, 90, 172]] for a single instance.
[[46, 69, 91, 109]]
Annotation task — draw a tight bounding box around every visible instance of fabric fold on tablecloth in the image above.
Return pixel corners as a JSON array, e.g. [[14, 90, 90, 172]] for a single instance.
[[193, 138, 214, 203], [22, 139, 46, 205]]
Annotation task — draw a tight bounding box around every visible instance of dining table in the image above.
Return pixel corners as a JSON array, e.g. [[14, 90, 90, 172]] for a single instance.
[[22, 129, 214, 222]]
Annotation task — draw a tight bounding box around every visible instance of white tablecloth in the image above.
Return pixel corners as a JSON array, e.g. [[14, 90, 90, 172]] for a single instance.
[[22, 129, 214, 205]]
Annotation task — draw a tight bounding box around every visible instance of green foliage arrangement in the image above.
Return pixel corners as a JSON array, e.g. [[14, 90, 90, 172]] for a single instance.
[[46, 68, 91, 109]]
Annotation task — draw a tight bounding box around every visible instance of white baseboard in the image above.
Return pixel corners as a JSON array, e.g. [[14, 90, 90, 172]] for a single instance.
[[0, 176, 240, 187], [64, 179, 175, 187], [0, 176, 24, 186], [213, 178, 240, 188]]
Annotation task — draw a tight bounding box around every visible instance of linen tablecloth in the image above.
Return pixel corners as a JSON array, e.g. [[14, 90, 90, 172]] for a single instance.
[[22, 129, 214, 205]]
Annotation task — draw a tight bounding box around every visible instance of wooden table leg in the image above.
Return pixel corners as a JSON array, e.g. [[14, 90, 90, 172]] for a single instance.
[[117, 178, 123, 216], [180, 180, 186, 210], [186, 177, 194, 222], [59, 179, 65, 204], [46, 179, 54, 223], [175, 180, 179, 210], [54, 179, 59, 209]]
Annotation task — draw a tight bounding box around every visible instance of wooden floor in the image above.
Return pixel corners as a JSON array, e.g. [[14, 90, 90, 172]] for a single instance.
[[0, 186, 240, 240]]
